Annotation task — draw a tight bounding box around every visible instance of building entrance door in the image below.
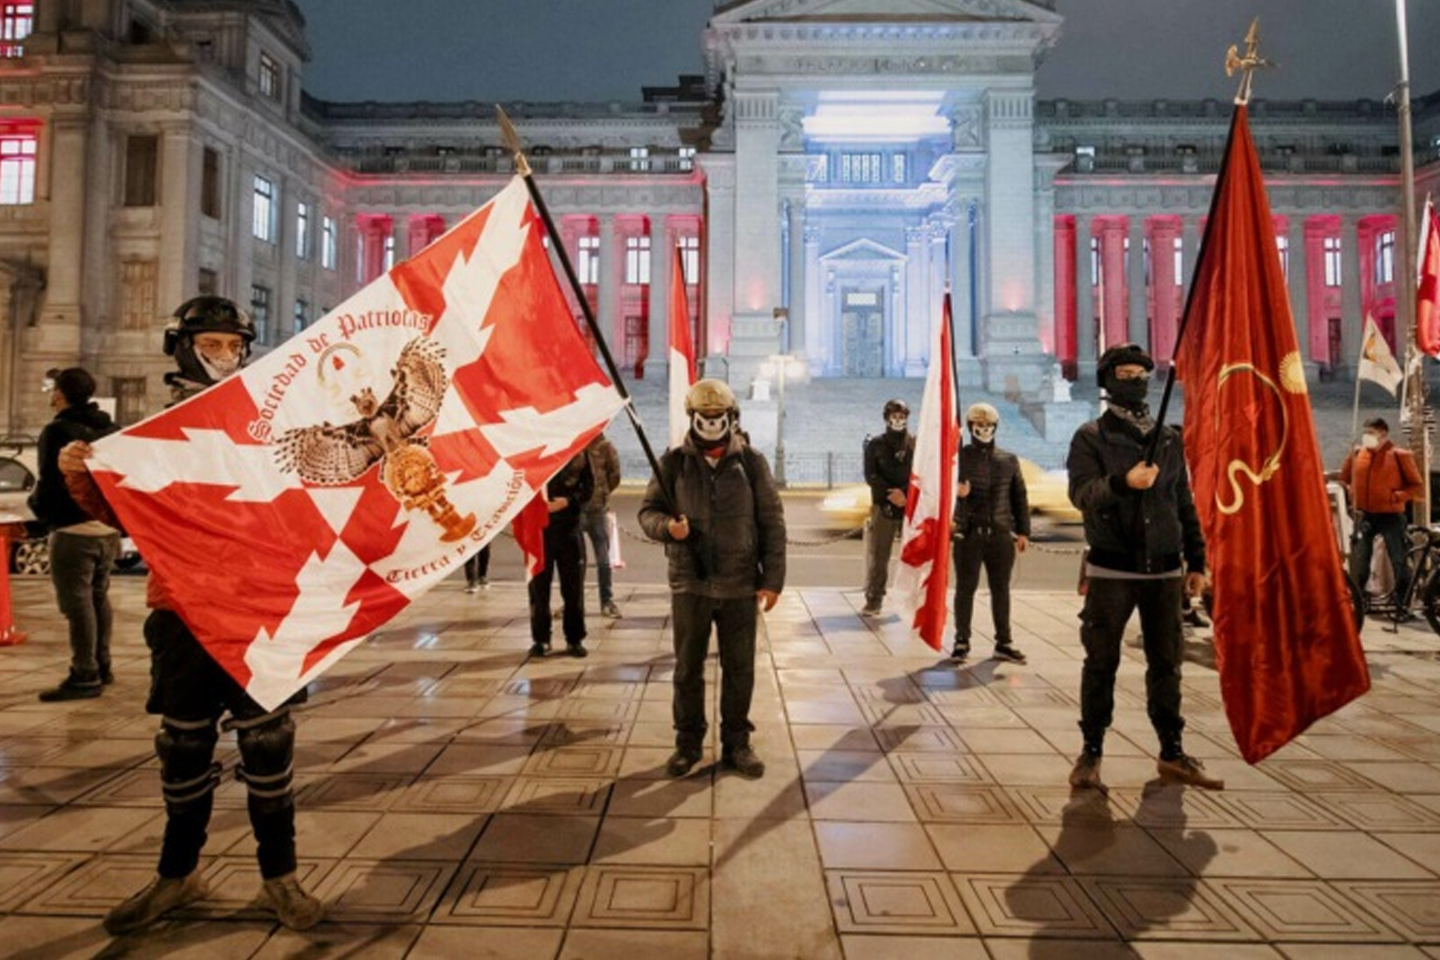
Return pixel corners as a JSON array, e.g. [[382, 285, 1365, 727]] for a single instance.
[[841, 289, 884, 377]]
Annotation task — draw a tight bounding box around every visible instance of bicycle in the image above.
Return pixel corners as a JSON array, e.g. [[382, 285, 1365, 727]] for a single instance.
[[1350, 523, 1440, 635]]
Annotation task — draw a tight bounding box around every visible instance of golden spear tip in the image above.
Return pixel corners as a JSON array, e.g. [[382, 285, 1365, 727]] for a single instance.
[[495, 105, 532, 177]]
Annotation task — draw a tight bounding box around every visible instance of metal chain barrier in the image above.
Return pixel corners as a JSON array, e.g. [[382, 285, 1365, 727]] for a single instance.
[[616, 520, 863, 548]]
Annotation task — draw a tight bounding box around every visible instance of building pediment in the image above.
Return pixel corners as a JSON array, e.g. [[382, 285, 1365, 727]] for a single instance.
[[712, 0, 1060, 25], [821, 237, 907, 262]]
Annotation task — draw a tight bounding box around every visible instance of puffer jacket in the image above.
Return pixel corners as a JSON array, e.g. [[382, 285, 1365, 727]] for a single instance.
[[1340, 441, 1422, 515], [29, 402, 119, 530], [864, 430, 913, 517], [638, 433, 786, 599], [955, 443, 1030, 538], [1067, 411, 1205, 575]]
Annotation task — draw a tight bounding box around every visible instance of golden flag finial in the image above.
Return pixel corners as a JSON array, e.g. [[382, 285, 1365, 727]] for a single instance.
[[1224, 18, 1275, 106], [495, 105, 532, 178]]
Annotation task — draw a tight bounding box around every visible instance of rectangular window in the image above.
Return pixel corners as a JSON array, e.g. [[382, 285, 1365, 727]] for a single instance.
[[679, 236, 700, 284], [892, 153, 907, 183], [118, 259, 158, 331], [258, 52, 281, 101], [383, 233, 395, 271], [1173, 236, 1184, 285], [629, 146, 650, 172], [624, 235, 651, 285], [1277, 235, 1290, 282], [252, 175, 275, 242], [123, 134, 159, 207], [1090, 237, 1101, 286], [678, 146, 696, 171], [1324, 236, 1342, 287], [0, 2, 33, 58], [201, 146, 221, 219], [197, 267, 217, 295], [295, 201, 310, 259], [250, 284, 271, 343], [0, 130, 36, 204], [293, 299, 308, 335], [112, 376, 146, 427], [840, 153, 883, 184], [1142, 237, 1151, 286], [578, 235, 600, 285], [1375, 230, 1395, 285], [321, 216, 337, 270]]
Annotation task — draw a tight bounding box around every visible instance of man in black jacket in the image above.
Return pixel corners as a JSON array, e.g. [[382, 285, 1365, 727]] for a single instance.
[[860, 399, 913, 617], [30, 367, 121, 701], [1067, 343, 1220, 791], [639, 379, 786, 780], [952, 402, 1029, 664], [529, 450, 594, 658]]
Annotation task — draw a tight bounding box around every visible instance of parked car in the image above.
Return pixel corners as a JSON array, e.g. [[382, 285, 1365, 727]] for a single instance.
[[0, 436, 141, 575], [818, 457, 1083, 528]]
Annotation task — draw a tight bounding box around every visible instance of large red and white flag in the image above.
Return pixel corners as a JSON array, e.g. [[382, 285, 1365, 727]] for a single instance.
[[668, 244, 697, 449], [88, 179, 624, 709], [1179, 106, 1368, 763], [893, 295, 960, 651], [511, 492, 550, 580], [1418, 197, 1440, 359]]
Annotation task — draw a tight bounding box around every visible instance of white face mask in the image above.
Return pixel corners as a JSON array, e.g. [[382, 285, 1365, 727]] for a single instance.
[[199, 352, 242, 381], [692, 410, 730, 442], [1361, 433, 1381, 450], [970, 424, 996, 443], [887, 415, 908, 432]]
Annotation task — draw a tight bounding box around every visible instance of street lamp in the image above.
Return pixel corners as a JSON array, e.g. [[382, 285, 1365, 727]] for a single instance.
[[758, 353, 806, 487]]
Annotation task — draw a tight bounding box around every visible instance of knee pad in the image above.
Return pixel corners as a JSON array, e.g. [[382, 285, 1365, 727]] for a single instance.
[[156, 717, 221, 811], [229, 709, 296, 809]]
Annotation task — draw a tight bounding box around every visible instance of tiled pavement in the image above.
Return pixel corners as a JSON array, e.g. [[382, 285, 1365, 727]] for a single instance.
[[2, 576, 1440, 959]]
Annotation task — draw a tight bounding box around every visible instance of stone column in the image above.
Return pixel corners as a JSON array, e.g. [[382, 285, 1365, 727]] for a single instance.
[[1099, 218, 1127, 350], [950, 201, 975, 358], [1287, 215, 1312, 373], [929, 226, 947, 369], [803, 223, 822, 374], [407, 215, 432, 258], [37, 117, 88, 358], [700, 157, 736, 358], [598, 214, 618, 348], [1127, 215, 1148, 349], [1148, 217, 1181, 364], [1035, 188, 1056, 358], [1304, 217, 1331, 366], [728, 89, 784, 388], [644, 216, 672, 380], [1075, 213, 1095, 374], [905, 225, 928, 378], [1053, 215, 1076, 371], [157, 127, 199, 323], [786, 197, 806, 358], [1181, 216, 1200, 298], [276, 180, 298, 343], [1341, 214, 1364, 377]]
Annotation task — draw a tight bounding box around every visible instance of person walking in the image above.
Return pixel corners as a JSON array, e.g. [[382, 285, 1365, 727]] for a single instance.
[[639, 379, 786, 780], [581, 431, 623, 618], [1066, 343, 1220, 792], [951, 402, 1030, 664], [1340, 416, 1423, 607], [528, 451, 593, 657], [59, 297, 323, 933], [860, 399, 913, 617], [31, 367, 121, 701]]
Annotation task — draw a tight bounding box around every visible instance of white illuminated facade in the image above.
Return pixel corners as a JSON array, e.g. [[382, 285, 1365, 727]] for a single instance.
[[0, 0, 1435, 434]]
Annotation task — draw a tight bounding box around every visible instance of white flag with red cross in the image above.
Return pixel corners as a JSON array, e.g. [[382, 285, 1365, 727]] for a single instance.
[[88, 179, 624, 709]]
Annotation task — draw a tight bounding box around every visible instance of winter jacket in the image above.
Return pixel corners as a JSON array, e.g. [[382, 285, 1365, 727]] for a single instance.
[[28, 402, 119, 530], [1340, 441, 1423, 515], [1067, 411, 1206, 575], [638, 433, 786, 599], [864, 429, 914, 517], [546, 453, 594, 531], [955, 443, 1031, 538], [582, 434, 621, 516]]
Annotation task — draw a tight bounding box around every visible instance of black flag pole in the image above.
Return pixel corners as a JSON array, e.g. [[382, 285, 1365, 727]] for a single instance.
[[1144, 19, 1271, 465], [497, 105, 677, 515]]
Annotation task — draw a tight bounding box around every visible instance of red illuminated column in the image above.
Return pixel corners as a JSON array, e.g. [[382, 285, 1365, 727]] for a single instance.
[[1099, 218, 1128, 351], [1149, 216, 1181, 363], [1053, 215, 1077, 370]]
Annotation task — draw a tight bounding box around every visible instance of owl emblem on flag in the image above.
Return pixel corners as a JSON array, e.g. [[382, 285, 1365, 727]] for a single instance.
[[273, 336, 477, 542]]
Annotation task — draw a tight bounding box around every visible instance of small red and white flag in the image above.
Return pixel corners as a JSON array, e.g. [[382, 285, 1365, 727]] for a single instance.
[[88, 179, 624, 709], [893, 295, 960, 651], [1418, 196, 1440, 359], [668, 244, 698, 449]]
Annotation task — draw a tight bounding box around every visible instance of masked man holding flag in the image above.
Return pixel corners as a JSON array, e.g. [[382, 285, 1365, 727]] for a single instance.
[[1066, 343, 1218, 792]]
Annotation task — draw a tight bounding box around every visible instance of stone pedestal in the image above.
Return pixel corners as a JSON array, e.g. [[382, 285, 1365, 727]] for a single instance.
[[1020, 397, 1096, 444], [980, 311, 1049, 397], [727, 310, 783, 391]]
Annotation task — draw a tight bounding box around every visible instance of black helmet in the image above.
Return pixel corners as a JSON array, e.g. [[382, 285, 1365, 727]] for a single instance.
[[883, 399, 910, 419], [1095, 342, 1154, 387], [163, 296, 256, 388]]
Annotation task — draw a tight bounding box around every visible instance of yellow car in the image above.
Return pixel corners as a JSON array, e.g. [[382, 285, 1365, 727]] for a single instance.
[[818, 457, 1082, 527]]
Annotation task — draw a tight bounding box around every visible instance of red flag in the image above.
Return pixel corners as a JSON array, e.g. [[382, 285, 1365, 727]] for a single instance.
[[893, 295, 960, 651], [88, 179, 624, 709], [1418, 197, 1440, 358], [1179, 106, 1369, 763], [511, 492, 550, 580], [668, 244, 697, 449]]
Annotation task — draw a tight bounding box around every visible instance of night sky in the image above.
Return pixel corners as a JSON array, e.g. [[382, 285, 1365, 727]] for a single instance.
[[294, 0, 1440, 105]]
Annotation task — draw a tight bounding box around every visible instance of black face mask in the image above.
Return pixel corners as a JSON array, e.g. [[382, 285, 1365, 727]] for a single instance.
[[1104, 377, 1149, 412]]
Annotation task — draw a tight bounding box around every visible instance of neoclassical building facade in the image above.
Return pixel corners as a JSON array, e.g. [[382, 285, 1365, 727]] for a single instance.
[[0, 0, 1435, 434]]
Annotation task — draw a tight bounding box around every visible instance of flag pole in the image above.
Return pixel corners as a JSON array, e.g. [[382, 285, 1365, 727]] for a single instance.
[[1393, 0, 1427, 522], [1145, 19, 1271, 464], [497, 105, 677, 515]]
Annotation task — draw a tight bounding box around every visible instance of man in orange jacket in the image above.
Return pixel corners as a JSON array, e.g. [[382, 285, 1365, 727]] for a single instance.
[[1341, 417, 1424, 605]]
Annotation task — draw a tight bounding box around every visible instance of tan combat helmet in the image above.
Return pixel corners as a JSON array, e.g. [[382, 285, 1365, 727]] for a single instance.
[[685, 378, 738, 416], [965, 402, 1000, 426]]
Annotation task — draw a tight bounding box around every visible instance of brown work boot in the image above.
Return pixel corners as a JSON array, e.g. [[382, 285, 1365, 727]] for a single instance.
[[1068, 752, 1105, 792], [259, 872, 324, 930], [104, 872, 209, 935], [1157, 753, 1225, 790], [722, 745, 766, 779]]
